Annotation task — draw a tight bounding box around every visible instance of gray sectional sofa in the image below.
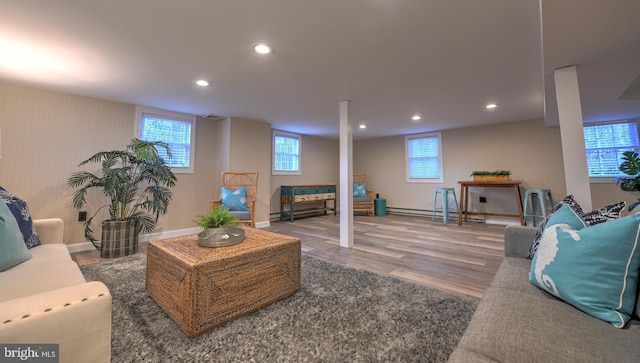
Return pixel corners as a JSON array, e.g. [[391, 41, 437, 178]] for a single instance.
[[448, 225, 640, 362]]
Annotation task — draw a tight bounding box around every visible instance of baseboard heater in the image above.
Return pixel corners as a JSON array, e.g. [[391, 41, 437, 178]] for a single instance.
[[270, 208, 485, 223], [386, 206, 485, 223]]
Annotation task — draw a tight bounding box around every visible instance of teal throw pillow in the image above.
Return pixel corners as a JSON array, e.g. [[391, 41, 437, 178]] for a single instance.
[[353, 183, 367, 197], [221, 186, 248, 211], [529, 204, 640, 328], [527, 195, 625, 259], [0, 201, 32, 271]]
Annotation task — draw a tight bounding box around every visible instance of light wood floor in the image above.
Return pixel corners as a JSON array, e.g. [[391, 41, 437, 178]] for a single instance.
[[72, 214, 507, 299], [266, 214, 505, 298]]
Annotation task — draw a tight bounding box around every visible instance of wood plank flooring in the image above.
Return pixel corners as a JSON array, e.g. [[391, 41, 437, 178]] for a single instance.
[[71, 214, 507, 299], [265, 214, 506, 298]]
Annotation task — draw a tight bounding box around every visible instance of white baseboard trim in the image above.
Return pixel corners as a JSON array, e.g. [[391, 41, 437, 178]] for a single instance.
[[66, 241, 95, 253], [485, 217, 522, 226], [138, 227, 202, 243], [255, 221, 270, 228], [65, 224, 270, 253]]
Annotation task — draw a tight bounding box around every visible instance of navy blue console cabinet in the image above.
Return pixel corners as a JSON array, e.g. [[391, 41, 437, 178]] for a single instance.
[[280, 185, 337, 222]]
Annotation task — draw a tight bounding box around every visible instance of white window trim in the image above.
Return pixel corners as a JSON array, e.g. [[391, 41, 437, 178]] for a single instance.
[[405, 131, 444, 183], [584, 119, 639, 183], [272, 130, 302, 176], [135, 106, 196, 174]]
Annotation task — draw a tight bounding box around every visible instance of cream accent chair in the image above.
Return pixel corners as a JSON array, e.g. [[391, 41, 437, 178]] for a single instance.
[[353, 174, 375, 215], [0, 218, 112, 363], [210, 172, 259, 227]]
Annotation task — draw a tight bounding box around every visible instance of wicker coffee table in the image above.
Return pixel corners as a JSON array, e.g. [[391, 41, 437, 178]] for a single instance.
[[146, 227, 301, 338]]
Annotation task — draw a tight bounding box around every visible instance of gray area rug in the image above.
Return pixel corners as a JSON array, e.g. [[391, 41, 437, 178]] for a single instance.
[[80, 253, 479, 362]]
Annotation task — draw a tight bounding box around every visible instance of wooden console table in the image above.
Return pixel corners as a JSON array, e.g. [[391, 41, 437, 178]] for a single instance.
[[280, 185, 337, 222], [457, 180, 525, 226]]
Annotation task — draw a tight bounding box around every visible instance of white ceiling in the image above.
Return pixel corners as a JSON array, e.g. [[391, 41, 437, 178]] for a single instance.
[[1, 0, 638, 139], [541, 1, 640, 126]]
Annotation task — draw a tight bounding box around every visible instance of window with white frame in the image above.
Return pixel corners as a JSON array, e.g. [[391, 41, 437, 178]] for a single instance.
[[135, 106, 196, 174], [272, 130, 301, 175], [405, 132, 444, 183], [584, 120, 639, 178]]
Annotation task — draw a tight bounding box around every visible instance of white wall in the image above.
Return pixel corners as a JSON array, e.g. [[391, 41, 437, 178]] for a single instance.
[[354, 118, 636, 218], [2, 81, 631, 245], [226, 117, 272, 226], [0, 82, 218, 243], [270, 134, 340, 217]]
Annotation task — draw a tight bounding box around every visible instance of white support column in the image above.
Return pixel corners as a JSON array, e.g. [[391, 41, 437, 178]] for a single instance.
[[554, 65, 592, 210], [339, 100, 354, 248]]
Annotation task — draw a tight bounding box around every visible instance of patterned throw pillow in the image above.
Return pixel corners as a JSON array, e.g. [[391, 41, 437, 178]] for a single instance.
[[353, 183, 367, 197], [582, 201, 627, 224], [0, 186, 41, 249], [529, 204, 640, 328], [221, 186, 248, 211], [527, 195, 625, 259]]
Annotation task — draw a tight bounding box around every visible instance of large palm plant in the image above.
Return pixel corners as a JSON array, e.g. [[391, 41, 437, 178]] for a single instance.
[[613, 150, 640, 211], [68, 138, 177, 242]]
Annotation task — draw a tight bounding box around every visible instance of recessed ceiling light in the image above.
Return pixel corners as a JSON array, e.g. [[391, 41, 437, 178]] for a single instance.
[[412, 115, 422, 121], [486, 103, 497, 109], [359, 124, 367, 129], [195, 80, 209, 87], [253, 43, 272, 55]]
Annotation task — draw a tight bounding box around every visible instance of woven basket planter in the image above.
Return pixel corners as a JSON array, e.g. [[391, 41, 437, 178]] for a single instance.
[[472, 175, 510, 182], [100, 219, 139, 258]]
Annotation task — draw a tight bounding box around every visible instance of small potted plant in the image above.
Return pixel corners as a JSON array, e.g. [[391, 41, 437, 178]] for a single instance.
[[193, 205, 244, 247], [470, 170, 511, 182]]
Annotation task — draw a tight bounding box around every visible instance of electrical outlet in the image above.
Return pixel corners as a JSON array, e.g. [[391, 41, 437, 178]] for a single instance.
[[78, 211, 87, 222], [479, 196, 487, 203]]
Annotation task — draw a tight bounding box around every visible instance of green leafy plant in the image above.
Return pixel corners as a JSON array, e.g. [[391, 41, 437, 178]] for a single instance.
[[67, 138, 177, 242], [470, 170, 511, 176], [613, 150, 640, 210], [193, 205, 239, 232]]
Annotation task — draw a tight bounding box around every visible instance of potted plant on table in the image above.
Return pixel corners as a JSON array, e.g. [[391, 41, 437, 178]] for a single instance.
[[67, 138, 177, 258], [470, 170, 511, 182], [613, 150, 640, 211], [193, 205, 244, 247]]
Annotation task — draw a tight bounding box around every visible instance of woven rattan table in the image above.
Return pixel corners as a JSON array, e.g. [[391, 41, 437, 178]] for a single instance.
[[146, 227, 301, 338]]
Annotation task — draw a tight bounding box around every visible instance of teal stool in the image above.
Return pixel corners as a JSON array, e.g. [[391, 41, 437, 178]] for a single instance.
[[432, 187, 459, 224], [523, 189, 554, 226]]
